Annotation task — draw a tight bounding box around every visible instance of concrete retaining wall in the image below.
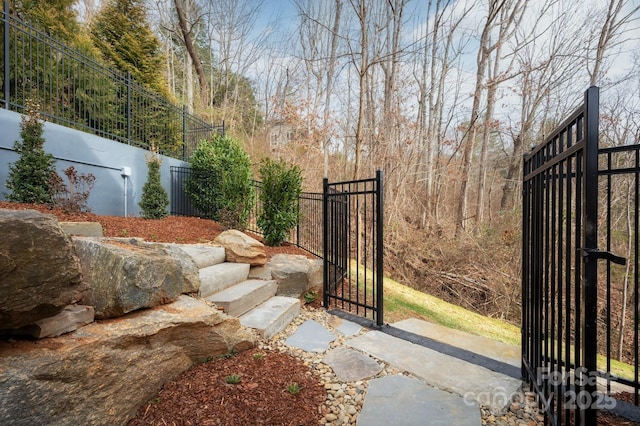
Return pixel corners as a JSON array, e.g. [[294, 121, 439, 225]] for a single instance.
[[0, 109, 188, 217]]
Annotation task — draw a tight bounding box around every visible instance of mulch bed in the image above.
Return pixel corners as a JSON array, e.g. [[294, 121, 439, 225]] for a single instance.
[[127, 347, 326, 426]]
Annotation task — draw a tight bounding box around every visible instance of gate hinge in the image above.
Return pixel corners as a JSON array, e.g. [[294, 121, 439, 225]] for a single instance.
[[578, 248, 626, 266]]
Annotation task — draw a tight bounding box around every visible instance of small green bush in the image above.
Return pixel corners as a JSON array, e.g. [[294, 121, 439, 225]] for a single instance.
[[5, 101, 57, 204], [286, 382, 301, 395], [140, 150, 169, 219], [225, 374, 241, 385], [257, 158, 303, 246], [185, 135, 254, 229]]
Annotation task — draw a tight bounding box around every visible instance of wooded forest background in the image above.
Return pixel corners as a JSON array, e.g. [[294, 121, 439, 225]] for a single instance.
[[10, 0, 640, 336]]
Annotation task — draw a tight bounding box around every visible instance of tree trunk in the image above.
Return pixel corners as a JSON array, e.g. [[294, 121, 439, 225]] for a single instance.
[[174, 0, 208, 106], [323, 0, 342, 177], [353, 0, 368, 180]]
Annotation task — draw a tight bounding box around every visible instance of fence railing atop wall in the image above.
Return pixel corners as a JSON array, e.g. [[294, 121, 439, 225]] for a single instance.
[[0, 1, 223, 161], [169, 166, 323, 258]]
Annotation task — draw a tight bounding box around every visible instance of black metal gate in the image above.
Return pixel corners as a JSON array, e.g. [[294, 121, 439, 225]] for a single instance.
[[323, 171, 384, 327], [522, 86, 640, 425], [170, 166, 201, 217]]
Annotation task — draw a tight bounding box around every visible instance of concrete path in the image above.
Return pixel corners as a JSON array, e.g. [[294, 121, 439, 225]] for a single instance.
[[283, 315, 523, 425]]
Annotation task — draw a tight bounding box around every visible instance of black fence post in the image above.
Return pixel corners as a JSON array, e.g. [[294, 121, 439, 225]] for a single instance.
[[296, 195, 301, 247], [3, 0, 9, 109], [581, 85, 600, 426], [323, 177, 329, 309], [375, 170, 384, 327]]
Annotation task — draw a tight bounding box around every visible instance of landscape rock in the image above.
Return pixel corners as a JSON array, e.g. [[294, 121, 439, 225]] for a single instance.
[[248, 265, 273, 280], [307, 258, 323, 289], [0, 295, 255, 426], [170, 243, 226, 269], [0, 209, 85, 331], [148, 241, 201, 294], [267, 254, 321, 297], [59, 221, 104, 237], [73, 238, 200, 319], [12, 305, 95, 339], [214, 230, 267, 266], [322, 347, 383, 382]]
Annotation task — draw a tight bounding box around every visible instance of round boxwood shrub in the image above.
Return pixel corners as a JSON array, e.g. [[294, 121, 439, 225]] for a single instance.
[[185, 135, 254, 230]]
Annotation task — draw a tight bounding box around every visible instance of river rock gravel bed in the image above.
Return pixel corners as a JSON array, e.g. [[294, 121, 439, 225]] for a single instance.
[[262, 306, 544, 425]]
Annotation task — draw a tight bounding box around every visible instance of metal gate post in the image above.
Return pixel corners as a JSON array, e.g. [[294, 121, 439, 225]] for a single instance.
[[581, 85, 600, 426], [322, 177, 329, 309], [375, 170, 384, 327]]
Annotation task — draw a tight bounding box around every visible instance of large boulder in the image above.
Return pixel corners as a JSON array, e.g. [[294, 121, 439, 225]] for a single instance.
[[0, 295, 256, 426], [11, 305, 95, 339], [73, 238, 200, 319], [0, 209, 85, 331], [250, 254, 323, 298], [213, 230, 267, 266]]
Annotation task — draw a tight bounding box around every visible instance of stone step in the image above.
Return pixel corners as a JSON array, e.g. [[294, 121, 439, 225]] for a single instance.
[[198, 262, 250, 298], [239, 296, 301, 339], [205, 279, 278, 317], [173, 244, 226, 269]]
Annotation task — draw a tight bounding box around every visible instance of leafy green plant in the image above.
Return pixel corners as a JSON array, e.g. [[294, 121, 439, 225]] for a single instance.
[[51, 166, 96, 213], [185, 135, 254, 230], [304, 290, 318, 304], [139, 147, 169, 219], [286, 382, 301, 395], [253, 352, 266, 361], [225, 374, 241, 384], [201, 355, 215, 364], [218, 349, 238, 360], [5, 100, 57, 204], [257, 158, 303, 246]]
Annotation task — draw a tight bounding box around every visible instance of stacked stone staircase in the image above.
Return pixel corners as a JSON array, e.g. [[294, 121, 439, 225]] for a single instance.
[[178, 244, 301, 339]]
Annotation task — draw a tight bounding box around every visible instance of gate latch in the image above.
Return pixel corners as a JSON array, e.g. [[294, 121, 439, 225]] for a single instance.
[[579, 248, 627, 265]]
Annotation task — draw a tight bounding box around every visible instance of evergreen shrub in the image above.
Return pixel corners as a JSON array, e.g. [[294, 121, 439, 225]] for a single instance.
[[140, 149, 169, 219], [257, 158, 303, 246], [5, 101, 57, 204], [185, 135, 254, 230]]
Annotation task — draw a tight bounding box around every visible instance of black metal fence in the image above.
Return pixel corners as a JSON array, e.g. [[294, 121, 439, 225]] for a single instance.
[[1, 1, 223, 160], [246, 180, 324, 257], [599, 145, 640, 406], [323, 171, 384, 327], [170, 166, 323, 257], [522, 86, 640, 425], [170, 166, 200, 217]]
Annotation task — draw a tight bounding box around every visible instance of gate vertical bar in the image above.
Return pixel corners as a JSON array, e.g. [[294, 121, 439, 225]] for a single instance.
[[375, 170, 384, 327], [581, 85, 599, 426], [3, 0, 9, 109]]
